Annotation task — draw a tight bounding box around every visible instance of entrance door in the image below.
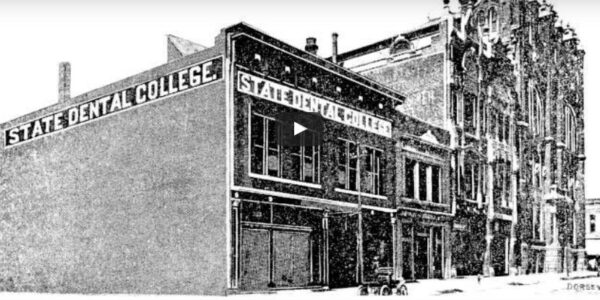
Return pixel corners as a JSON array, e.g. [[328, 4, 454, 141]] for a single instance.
[[491, 236, 507, 276], [240, 228, 270, 290], [273, 230, 311, 287], [402, 241, 413, 280], [414, 235, 429, 279], [328, 215, 357, 288]]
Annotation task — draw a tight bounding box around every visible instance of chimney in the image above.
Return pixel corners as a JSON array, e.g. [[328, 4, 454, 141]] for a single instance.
[[305, 37, 319, 55], [59, 62, 71, 103], [332, 33, 339, 64]]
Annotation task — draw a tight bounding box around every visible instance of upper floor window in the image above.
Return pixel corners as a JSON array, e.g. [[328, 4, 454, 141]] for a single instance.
[[251, 112, 320, 184], [463, 161, 480, 201], [488, 8, 498, 33], [337, 139, 358, 191], [365, 147, 383, 195], [464, 93, 477, 134], [251, 113, 279, 177], [565, 107, 576, 151], [591, 215, 596, 233], [405, 158, 441, 203], [286, 130, 320, 183]]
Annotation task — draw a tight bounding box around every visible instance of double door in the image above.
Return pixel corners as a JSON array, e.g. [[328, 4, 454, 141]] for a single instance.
[[240, 226, 311, 290]]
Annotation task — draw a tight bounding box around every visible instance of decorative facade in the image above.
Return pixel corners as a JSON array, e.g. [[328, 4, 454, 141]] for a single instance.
[[336, 0, 585, 277]]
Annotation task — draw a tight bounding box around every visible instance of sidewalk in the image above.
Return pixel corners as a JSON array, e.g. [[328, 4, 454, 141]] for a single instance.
[[233, 271, 599, 298]]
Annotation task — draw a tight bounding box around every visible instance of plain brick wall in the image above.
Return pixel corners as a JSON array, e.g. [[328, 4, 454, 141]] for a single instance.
[[0, 56, 228, 294], [361, 53, 445, 128]]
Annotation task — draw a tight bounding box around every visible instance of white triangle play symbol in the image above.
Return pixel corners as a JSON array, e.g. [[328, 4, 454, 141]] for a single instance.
[[294, 122, 307, 136]]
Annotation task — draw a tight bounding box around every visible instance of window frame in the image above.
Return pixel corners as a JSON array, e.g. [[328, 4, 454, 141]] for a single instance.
[[364, 146, 384, 196], [404, 157, 442, 204], [249, 110, 320, 185]]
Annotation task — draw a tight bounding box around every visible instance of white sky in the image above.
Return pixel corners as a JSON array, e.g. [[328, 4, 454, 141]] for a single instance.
[[0, 0, 598, 197]]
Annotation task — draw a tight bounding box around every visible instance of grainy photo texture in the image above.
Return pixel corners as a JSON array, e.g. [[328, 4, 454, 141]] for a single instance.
[[0, 0, 598, 299]]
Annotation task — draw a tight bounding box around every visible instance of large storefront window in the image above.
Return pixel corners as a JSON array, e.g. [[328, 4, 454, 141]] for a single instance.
[[251, 112, 320, 184], [405, 158, 441, 203]]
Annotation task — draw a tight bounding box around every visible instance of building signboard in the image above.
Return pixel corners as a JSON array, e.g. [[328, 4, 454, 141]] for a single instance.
[[237, 71, 392, 138], [4, 57, 223, 147]]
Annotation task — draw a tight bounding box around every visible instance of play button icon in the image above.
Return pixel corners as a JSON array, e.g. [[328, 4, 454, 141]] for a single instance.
[[294, 122, 307, 136], [277, 111, 323, 147]]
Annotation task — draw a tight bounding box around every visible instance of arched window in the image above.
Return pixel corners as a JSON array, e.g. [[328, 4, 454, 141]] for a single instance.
[[489, 7, 498, 33]]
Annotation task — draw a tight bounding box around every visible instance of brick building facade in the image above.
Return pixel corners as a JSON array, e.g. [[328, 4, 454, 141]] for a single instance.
[[0, 23, 458, 294], [336, 0, 585, 277]]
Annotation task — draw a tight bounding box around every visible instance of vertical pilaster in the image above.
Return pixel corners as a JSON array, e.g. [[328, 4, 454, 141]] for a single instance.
[[230, 198, 241, 289], [483, 162, 494, 276], [391, 214, 401, 280], [322, 211, 329, 286]]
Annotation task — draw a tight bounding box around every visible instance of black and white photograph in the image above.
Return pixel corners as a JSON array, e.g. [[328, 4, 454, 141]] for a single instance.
[[0, 0, 598, 299]]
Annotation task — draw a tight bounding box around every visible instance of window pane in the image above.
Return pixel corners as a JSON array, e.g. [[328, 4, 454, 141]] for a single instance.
[[304, 157, 313, 182], [419, 163, 427, 201], [250, 114, 264, 174], [251, 146, 264, 174], [365, 148, 374, 172], [349, 169, 357, 191], [267, 119, 278, 149], [405, 159, 416, 199], [464, 164, 472, 200], [268, 149, 279, 176], [314, 146, 320, 183], [339, 140, 347, 165], [349, 142, 358, 169], [251, 114, 264, 147], [432, 166, 440, 203], [365, 173, 374, 194], [288, 154, 301, 180]]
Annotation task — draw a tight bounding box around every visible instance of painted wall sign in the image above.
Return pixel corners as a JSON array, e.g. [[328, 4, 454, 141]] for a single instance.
[[4, 56, 223, 148], [237, 71, 392, 138]]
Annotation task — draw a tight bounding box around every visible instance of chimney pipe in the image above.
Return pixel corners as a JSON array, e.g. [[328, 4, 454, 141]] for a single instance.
[[305, 37, 319, 55], [332, 33, 339, 64], [59, 62, 71, 103]]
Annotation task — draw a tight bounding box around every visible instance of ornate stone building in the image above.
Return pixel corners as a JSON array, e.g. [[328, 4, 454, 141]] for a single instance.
[[336, 0, 585, 277]]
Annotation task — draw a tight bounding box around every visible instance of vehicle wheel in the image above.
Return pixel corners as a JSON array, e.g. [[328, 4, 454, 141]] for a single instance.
[[358, 285, 369, 296], [396, 284, 408, 296], [379, 285, 391, 296]]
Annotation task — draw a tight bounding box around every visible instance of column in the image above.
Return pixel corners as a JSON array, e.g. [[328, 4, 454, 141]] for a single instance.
[[230, 198, 241, 289], [509, 169, 517, 275], [322, 210, 329, 286], [391, 214, 401, 280], [483, 162, 494, 277]]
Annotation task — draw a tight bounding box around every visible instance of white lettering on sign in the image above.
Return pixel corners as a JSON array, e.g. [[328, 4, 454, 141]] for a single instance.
[[237, 71, 392, 138], [4, 57, 223, 147]]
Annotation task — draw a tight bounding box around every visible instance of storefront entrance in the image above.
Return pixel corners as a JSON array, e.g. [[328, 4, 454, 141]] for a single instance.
[[233, 199, 325, 291], [240, 225, 313, 290], [400, 222, 445, 280]]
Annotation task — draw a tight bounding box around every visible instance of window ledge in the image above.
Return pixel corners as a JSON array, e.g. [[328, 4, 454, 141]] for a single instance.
[[400, 197, 449, 208], [249, 173, 322, 189], [334, 188, 388, 201]]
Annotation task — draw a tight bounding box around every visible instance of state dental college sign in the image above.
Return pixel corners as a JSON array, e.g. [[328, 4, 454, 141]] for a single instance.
[[4, 57, 223, 147], [237, 71, 392, 138]]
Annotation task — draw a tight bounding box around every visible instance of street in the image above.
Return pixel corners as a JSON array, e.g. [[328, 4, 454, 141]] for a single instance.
[[0, 272, 598, 300], [231, 272, 600, 299]]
